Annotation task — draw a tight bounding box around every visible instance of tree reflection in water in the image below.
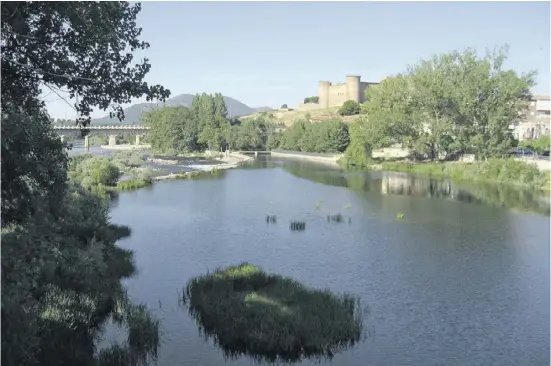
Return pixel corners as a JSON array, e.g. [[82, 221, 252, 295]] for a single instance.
[[281, 161, 550, 216]]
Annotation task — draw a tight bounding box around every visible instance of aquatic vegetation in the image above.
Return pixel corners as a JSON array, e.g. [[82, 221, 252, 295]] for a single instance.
[[396, 212, 405, 220], [266, 215, 277, 224], [327, 214, 351, 224], [290, 221, 306, 231], [182, 263, 364, 363], [345, 203, 352, 209], [117, 178, 152, 191]]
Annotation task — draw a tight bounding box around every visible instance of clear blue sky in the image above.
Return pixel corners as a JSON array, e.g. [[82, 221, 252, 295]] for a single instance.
[[47, 1, 550, 119]]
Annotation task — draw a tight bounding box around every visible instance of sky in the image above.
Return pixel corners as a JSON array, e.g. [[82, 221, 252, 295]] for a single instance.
[[46, 1, 551, 120]]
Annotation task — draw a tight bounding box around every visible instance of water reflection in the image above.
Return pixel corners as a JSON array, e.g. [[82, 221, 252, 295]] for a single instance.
[[279, 160, 550, 216]]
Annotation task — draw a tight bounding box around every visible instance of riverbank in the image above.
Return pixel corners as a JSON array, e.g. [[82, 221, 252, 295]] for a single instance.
[[375, 159, 551, 190], [100, 143, 152, 150], [271, 149, 343, 166], [152, 152, 253, 181]]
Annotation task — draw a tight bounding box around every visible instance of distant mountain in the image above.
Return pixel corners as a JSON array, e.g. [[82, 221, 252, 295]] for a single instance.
[[91, 94, 260, 125]]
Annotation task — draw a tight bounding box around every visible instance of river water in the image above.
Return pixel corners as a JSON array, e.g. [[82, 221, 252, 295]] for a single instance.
[[105, 156, 549, 366]]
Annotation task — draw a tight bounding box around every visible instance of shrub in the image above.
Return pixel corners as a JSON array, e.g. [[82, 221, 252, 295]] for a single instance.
[[338, 100, 361, 116], [116, 179, 152, 191], [380, 158, 549, 188]]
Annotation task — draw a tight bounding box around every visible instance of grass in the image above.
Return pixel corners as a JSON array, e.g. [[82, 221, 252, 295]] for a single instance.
[[182, 263, 364, 363], [379, 158, 550, 189], [116, 178, 152, 191]]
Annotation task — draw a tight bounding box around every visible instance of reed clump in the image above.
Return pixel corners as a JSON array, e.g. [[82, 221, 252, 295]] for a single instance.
[[289, 221, 306, 231]]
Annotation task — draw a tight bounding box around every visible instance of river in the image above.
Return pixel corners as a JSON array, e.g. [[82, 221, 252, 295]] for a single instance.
[[104, 156, 549, 366]]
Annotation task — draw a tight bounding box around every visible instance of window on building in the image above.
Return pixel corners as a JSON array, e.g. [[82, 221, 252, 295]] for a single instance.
[[537, 110, 551, 116]]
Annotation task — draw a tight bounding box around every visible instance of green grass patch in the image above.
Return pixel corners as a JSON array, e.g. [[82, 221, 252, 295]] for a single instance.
[[380, 158, 550, 189], [116, 178, 152, 191], [182, 263, 364, 363]]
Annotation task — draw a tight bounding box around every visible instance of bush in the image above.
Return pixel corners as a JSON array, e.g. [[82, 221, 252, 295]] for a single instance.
[[116, 179, 152, 191], [303, 96, 319, 104], [519, 135, 550, 154], [380, 158, 549, 188], [279, 119, 350, 153], [183, 263, 364, 363], [338, 100, 361, 116]]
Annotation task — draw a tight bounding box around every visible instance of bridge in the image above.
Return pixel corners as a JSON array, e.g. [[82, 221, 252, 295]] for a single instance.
[[52, 125, 149, 147]]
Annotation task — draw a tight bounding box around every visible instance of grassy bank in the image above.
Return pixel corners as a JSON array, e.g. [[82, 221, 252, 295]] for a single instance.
[[182, 263, 363, 363], [377, 158, 550, 190], [116, 178, 152, 191]]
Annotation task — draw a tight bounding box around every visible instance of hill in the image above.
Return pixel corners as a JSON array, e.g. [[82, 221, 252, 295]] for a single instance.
[[241, 106, 365, 126], [91, 94, 262, 125]]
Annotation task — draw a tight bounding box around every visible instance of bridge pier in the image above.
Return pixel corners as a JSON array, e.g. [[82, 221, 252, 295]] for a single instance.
[[108, 135, 117, 147], [255, 151, 258, 157], [60, 135, 65, 143], [135, 134, 141, 146], [84, 135, 89, 148]]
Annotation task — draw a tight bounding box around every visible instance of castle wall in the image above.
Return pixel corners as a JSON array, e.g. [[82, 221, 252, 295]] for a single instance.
[[327, 83, 348, 107], [312, 76, 380, 109]]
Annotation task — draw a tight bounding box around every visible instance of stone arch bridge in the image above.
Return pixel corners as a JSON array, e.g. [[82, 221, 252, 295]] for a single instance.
[[53, 125, 150, 147]]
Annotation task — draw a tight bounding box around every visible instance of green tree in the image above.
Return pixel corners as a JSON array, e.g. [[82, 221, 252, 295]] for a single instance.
[[1, 2, 169, 365], [214, 92, 228, 119], [353, 45, 536, 162], [338, 100, 361, 116], [281, 104, 288, 109]]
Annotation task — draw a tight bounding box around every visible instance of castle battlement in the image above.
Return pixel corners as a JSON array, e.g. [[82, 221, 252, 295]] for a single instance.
[[298, 75, 379, 111]]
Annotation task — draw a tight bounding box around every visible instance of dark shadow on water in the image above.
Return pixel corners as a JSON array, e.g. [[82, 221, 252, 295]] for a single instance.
[[181, 263, 369, 364]]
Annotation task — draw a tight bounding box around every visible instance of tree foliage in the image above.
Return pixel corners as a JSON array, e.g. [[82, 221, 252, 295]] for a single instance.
[[519, 135, 550, 154], [279, 119, 350, 153], [304, 96, 319, 104], [347, 46, 536, 163], [144, 96, 283, 154], [1, 1, 170, 125], [338, 100, 361, 116], [1, 2, 169, 365]]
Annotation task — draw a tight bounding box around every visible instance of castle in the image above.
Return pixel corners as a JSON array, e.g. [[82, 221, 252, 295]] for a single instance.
[[298, 75, 379, 111]]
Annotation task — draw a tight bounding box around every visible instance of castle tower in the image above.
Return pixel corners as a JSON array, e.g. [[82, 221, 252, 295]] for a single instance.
[[318, 81, 331, 108], [346, 75, 361, 103]]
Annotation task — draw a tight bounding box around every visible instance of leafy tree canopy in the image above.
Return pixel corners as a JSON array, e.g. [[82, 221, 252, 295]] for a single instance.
[[351, 45, 536, 162], [1, 1, 171, 227], [338, 100, 361, 116]]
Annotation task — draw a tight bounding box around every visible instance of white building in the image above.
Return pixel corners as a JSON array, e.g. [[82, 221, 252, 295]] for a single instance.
[[511, 95, 551, 141]]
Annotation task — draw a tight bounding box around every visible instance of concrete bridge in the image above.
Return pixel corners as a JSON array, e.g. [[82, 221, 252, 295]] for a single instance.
[[53, 125, 149, 147]]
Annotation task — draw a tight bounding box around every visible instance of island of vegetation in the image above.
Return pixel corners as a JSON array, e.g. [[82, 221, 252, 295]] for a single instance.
[[183, 263, 364, 363]]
